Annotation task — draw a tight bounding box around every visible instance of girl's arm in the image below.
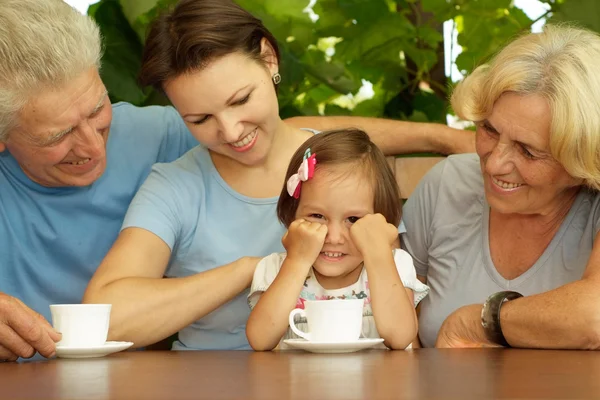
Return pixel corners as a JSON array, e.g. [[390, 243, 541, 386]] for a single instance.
[[364, 250, 418, 350], [83, 227, 259, 348], [246, 219, 327, 351], [351, 214, 419, 349], [246, 257, 312, 351]]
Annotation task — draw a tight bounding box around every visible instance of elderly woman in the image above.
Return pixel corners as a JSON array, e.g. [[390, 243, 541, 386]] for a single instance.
[[402, 24, 600, 349]]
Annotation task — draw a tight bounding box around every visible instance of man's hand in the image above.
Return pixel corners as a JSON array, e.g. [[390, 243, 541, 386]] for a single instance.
[[0, 294, 61, 361], [282, 219, 327, 267], [350, 214, 397, 257], [435, 304, 502, 348]]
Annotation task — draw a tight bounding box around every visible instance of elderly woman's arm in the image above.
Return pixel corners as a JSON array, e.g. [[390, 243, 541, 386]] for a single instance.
[[285, 116, 475, 156], [436, 234, 600, 349], [83, 228, 260, 348]]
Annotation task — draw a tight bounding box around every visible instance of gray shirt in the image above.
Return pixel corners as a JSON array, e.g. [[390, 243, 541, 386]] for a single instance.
[[401, 153, 600, 347]]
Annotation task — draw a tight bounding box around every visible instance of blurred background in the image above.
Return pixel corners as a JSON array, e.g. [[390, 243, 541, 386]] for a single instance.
[[64, 0, 596, 126]]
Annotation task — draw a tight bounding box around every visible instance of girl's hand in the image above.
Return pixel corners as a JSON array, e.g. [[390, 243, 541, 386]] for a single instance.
[[282, 219, 328, 266], [350, 213, 398, 257]]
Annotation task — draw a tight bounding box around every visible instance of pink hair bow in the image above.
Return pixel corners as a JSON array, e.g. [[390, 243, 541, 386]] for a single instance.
[[287, 149, 317, 199]]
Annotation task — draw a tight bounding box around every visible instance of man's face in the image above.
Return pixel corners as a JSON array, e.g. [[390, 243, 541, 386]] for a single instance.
[[1, 68, 112, 187]]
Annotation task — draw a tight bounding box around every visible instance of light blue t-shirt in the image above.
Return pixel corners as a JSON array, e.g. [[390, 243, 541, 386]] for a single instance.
[[0, 103, 198, 327], [122, 145, 288, 350]]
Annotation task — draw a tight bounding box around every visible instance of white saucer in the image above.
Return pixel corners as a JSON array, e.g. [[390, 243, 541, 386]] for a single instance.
[[55, 341, 134, 359], [283, 338, 384, 353]]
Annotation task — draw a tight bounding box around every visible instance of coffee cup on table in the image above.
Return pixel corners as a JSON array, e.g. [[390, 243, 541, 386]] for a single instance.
[[288, 299, 364, 342], [50, 304, 111, 347]]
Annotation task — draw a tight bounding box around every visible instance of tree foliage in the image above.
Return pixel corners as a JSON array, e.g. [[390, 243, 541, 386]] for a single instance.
[[89, 0, 589, 123]]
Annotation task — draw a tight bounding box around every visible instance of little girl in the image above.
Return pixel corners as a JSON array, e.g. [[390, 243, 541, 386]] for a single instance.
[[246, 129, 429, 351]]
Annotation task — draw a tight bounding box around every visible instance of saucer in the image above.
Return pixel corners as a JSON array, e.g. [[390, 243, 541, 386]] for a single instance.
[[55, 341, 134, 359], [283, 338, 384, 353]]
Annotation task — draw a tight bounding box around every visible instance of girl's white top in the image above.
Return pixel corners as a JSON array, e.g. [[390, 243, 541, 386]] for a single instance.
[[248, 249, 429, 349]]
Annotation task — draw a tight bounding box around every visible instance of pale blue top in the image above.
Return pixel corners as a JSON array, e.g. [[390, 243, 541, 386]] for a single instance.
[[122, 145, 288, 350], [0, 103, 197, 329]]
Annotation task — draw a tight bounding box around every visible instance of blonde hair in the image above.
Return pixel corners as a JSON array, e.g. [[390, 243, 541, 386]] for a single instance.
[[452, 24, 600, 190], [0, 0, 102, 141]]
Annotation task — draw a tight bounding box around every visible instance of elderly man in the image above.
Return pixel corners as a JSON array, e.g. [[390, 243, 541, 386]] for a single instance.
[[0, 0, 472, 361]]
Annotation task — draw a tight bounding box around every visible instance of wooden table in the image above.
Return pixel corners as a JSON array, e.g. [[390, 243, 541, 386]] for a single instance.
[[2, 349, 600, 399]]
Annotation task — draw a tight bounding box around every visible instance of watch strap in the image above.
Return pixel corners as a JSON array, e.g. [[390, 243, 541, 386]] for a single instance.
[[481, 291, 523, 347]]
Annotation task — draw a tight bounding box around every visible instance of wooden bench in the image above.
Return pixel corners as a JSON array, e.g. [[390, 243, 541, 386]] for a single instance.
[[387, 156, 445, 200]]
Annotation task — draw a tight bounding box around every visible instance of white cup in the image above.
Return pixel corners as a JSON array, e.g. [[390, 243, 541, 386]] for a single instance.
[[288, 299, 364, 342], [50, 304, 111, 347]]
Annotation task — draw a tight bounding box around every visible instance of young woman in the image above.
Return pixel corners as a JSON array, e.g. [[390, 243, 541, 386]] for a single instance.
[[84, 0, 463, 351]]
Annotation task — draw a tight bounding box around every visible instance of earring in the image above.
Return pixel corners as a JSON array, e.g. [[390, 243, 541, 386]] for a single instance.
[[272, 72, 282, 85]]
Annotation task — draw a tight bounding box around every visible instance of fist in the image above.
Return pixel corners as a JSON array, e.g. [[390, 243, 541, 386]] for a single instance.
[[282, 219, 328, 265], [350, 213, 398, 256]]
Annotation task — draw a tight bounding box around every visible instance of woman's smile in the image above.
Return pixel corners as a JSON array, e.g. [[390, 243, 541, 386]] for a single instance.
[[229, 127, 258, 152]]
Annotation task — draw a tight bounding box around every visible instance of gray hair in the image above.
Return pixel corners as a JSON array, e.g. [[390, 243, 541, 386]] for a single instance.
[[0, 0, 102, 141]]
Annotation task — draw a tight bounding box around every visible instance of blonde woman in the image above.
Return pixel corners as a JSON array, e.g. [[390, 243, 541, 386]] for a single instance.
[[403, 24, 600, 349]]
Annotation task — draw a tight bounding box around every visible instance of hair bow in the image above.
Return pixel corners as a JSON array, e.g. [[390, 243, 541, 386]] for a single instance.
[[287, 149, 317, 199]]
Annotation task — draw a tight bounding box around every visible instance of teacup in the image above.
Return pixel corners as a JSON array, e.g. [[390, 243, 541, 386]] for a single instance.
[[50, 304, 111, 347], [288, 299, 364, 343]]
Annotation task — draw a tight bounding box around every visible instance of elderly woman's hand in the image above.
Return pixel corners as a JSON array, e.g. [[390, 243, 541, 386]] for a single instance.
[[435, 304, 502, 348]]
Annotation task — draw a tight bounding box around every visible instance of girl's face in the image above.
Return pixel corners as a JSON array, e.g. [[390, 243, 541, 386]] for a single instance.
[[164, 43, 280, 167], [476, 92, 581, 216], [295, 165, 375, 288]]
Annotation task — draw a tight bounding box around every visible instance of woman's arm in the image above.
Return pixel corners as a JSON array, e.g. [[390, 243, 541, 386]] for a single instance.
[[436, 234, 600, 349], [501, 277, 600, 349], [83, 227, 258, 348], [246, 257, 312, 351], [285, 116, 475, 156], [366, 249, 418, 350]]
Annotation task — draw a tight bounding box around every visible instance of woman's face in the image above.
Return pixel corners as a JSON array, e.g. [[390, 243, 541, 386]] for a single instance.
[[164, 44, 280, 167], [476, 92, 581, 216]]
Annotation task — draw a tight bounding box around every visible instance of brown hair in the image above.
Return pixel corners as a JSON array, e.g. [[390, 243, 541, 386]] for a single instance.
[[139, 0, 280, 91], [277, 129, 402, 227]]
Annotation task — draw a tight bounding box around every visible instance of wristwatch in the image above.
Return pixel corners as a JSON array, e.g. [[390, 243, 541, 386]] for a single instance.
[[481, 291, 523, 347]]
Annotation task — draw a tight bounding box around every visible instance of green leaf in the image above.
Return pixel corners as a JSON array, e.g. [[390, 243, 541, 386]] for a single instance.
[[334, 13, 415, 60], [411, 90, 447, 122], [263, 0, 312, 21], [551, 0, 600, 33], [90, 0, 147, 105], [305, 84, 341, 104], [119, 0, 158, 26], [323, 104, 354, 116], [132, 0, 177, 44], [421, 0, 455, 18], [455, 6, 533, 73], [408, 110, 429, 122], [315, 0, 390, 24]]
